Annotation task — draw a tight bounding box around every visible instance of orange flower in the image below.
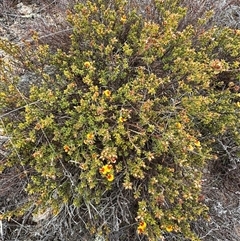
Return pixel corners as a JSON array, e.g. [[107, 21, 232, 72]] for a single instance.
[[106, 173, 114, 182], [63, 145, 70, 153]]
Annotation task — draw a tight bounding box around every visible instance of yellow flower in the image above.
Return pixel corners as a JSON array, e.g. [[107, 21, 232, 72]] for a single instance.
[[99, 164, 113, 175], [83, 61, 91, 68], [188, 145, 194, 151], [84, 133, 95, 145], [120, 15, 127, 23], [118, 116, 126, 123], [137, 221, 147, 234], [175, 122, 182, 129], [139, 221, 147, 229], [0, 92, 6, 98], [166, 225, 173, 232], [103, 89, 111, 98], [137, 227, 144, 234], [106, 173, 114, 182], [86, 133, 94, 140], [194, 140, 201, 147]]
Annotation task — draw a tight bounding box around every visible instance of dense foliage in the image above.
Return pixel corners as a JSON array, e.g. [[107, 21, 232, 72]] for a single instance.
[[0, 0, 239, 240]]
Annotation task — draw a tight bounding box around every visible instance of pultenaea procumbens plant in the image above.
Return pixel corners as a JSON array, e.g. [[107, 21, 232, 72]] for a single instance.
[[0, 0, 239, 240]]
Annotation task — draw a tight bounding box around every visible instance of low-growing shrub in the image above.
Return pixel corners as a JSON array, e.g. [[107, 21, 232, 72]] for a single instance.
[[0, 0, 239, 240]]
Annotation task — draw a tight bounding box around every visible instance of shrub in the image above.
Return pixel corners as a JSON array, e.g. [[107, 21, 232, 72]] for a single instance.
[[0, 0, 239, 240]]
